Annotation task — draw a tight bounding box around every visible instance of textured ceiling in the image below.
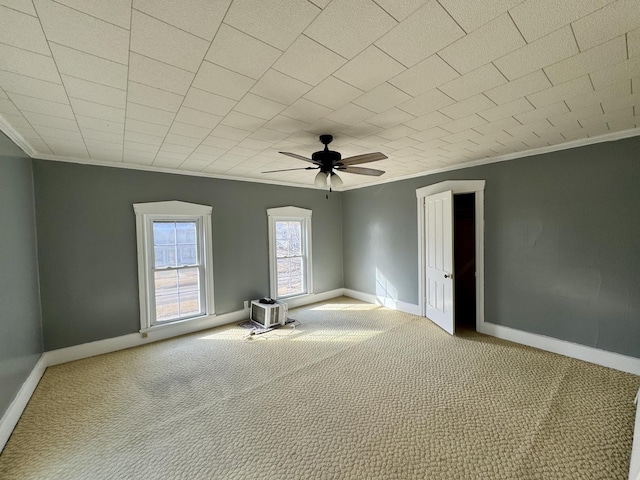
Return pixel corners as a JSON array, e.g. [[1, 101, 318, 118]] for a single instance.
[[1, 0, 639, 190]]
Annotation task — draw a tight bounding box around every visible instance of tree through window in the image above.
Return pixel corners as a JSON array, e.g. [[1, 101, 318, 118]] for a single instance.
[[275, 220, 305, 297], [267, 207, 312, 300]]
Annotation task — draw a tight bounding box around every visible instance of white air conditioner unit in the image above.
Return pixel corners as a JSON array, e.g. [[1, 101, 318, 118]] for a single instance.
[[250, 300, 288, 329]]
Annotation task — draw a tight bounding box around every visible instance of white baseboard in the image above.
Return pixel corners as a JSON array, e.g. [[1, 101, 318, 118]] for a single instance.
[[0, 355, 47, 452], [336, 294, 640, 375], [45, 289, 346, 367], [45, 307, 251, 366], [478, 322, 640, 376], [483, 327, 640, 480], [284, 288, 346, 309], [342, 288, 421, 316], [0, 298, 325, 452], [3, 292, 638, 463]]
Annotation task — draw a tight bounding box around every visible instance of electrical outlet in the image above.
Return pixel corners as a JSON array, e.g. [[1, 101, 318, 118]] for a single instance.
[[244, 300, 249, 309]]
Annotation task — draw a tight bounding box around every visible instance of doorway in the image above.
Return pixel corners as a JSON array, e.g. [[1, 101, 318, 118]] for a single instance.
[[416, 180, 485, 335], [454, 193, 476, 330]]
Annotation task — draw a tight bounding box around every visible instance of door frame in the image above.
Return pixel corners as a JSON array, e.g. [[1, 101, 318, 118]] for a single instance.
[[416, 180, 485, 331]]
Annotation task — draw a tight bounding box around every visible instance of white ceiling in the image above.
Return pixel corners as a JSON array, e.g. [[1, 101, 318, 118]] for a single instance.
[[1, 0, 639, 190]]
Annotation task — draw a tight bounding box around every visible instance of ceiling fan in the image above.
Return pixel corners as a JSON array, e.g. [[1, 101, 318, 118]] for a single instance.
[[262, 135, 387, 191]]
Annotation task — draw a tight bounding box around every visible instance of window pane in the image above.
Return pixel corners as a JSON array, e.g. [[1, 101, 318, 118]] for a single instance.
[[176, 222, 196, 244], [155, 245, 176, 268], [276, 239, 289, 257], [180, 291, 200, 317], [155, 269, 180, 321], [156, 294, 180, 322], [177, 244, 197, 265], [154, 268, 202, 322], [155, 270, 178, 296], [277, 257, 304, 297], [154, 221, 198, 267], [289, 257, 303, 281], [288, 222, 302, 255], [275, 221, 289, 240], [275, 221, 302, 257], [153, 222, 176, 245], [178, 268, 199, 293]]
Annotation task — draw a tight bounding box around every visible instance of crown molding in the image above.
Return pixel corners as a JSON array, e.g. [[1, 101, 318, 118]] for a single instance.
[[31, 152, 326, 191], [4, 119, 639, 193], [0, 116, 38, 158], [337, 126, 640, 191]]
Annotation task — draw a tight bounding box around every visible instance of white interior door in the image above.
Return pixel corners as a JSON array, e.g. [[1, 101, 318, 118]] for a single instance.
[[425, 190, 455, 334]]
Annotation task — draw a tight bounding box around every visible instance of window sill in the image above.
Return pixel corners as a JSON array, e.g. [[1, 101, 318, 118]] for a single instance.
[[276, 292, 317, 308], [140, 313, 216, 334], [277, 292, 311, 301]]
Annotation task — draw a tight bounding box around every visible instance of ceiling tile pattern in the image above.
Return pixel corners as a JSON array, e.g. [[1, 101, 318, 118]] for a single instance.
[[0, 0, 639, 189]]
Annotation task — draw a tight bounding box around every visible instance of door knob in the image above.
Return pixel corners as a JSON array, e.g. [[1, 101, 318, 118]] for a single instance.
[[444, 273, 453, 279]]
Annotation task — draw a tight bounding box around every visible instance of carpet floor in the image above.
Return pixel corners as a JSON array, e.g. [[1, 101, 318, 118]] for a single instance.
[[1, 297, 638, 479]]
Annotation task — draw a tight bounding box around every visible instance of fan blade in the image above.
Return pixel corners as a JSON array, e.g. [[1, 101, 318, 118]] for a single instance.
[[262, 167, 318, 173], [336, 166, 385, 176], [279, 151, 320, 164], [338, 152, 387, 166]]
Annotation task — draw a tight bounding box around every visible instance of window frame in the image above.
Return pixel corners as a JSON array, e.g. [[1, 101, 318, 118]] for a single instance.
[[267, 206, 313, 301], [134, 201, 215, 332]]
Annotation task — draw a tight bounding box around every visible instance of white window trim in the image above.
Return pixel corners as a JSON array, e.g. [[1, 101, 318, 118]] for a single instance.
[[134, 201, 215, 333], [267, 206, 313, 301]]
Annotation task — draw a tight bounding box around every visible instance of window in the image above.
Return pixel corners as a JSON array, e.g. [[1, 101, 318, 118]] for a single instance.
[[267, 206, 312, 300], [134, 201, 214, 331]]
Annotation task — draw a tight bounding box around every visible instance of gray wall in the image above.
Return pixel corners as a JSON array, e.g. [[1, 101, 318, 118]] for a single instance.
[[0, 135, 43, 416], [33, 161, 343, 350], [343, 136, 640, 358]]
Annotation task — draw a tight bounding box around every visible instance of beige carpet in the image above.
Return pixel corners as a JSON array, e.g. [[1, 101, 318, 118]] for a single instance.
[[1, 297, 638, 479]]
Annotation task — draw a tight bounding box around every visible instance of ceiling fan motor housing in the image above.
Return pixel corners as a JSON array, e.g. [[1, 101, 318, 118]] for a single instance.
[[312, 148, 341, 172], [313, 134, 341, 172]]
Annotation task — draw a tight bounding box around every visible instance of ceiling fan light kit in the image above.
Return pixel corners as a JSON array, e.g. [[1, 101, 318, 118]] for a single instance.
[[330, 172, 343, 188], [314, 171, 328, 188], [262, 135, 387, 194]]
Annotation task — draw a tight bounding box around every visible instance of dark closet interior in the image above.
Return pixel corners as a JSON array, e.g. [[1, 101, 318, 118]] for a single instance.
[[454, 193, 476, 330]]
